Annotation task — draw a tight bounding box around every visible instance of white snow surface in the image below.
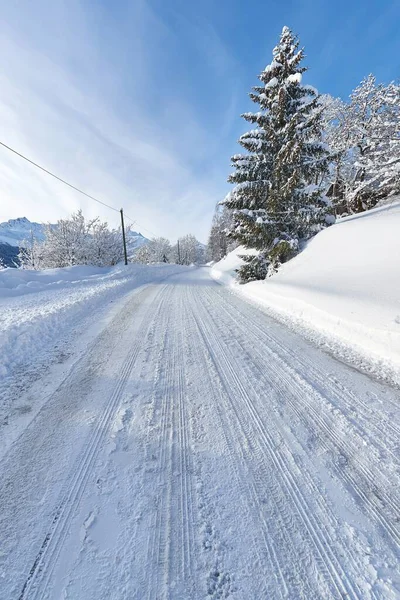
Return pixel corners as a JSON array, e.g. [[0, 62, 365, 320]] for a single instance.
[[211, 201, 400, 382], [0, 262, 187, 456], [0, 268, 399, 599]]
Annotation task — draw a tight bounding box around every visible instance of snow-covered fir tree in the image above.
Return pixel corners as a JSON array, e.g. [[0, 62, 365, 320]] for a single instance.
[[223, 26, 331, 282]]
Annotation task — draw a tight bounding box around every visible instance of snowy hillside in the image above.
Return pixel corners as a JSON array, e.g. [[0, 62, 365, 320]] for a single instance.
[[212, 200, 400, 380]]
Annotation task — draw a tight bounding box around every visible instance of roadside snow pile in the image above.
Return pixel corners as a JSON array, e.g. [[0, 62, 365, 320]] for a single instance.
[[0, 263, 185, 386], [211, 201, 400, 377], [0, 264, 121, 297]]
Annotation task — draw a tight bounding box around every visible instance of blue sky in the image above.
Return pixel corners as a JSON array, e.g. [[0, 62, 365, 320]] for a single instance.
[[0, 0, 399, 242]]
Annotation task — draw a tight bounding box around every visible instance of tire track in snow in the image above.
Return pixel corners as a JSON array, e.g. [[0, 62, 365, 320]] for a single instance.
[[18, 285, 169, 600], [189, 285, 364, 599], [215, 287, 400, 456], [199, 294, 370, 597], [170, 294, 197, 596], [186, 318, 279, 597], [145, 290, 198, 599], [207, 288, 400, 551], [145, 319, 172, 600], [186, 290, 295, 598]]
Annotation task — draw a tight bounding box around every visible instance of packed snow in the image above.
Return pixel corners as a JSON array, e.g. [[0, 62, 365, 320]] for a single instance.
[[211, 200, 400, 382], [0, 262, 187, 457], [0, 268, 399, 599]]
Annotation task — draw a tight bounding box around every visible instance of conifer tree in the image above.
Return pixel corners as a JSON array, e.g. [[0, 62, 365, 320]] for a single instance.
[[223, 26, 331, 282]]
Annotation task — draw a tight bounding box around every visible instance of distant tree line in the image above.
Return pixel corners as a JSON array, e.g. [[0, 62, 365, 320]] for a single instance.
[[207, 26, 400, 282], [19, 210, 127, 269], [17, 210, 205, 270], [132, 233, 205, 265]]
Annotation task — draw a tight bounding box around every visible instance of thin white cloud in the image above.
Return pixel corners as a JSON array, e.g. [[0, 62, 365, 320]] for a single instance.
[[0, 0, 236, 242]]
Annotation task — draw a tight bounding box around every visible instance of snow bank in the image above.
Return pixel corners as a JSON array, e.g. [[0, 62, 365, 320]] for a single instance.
[[0, 265, 116, 297], [0, 263, 186, 386], [211, 201, 400, 378]]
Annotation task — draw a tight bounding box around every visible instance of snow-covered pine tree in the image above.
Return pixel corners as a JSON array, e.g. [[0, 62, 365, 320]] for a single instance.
[[223, 26, 331, 282]]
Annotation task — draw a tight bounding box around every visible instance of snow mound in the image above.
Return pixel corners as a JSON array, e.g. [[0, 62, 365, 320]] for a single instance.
[[211, 200, 400, 377], [0, 264, 117, 297]]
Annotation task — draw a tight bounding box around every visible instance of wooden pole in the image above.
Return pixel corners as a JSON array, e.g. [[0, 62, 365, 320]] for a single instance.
[[120, 208, 128, 266]]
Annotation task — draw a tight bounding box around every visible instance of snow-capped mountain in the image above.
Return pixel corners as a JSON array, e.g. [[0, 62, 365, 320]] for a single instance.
[[126, 230, 148, 251], [0, 217, 46, 247]]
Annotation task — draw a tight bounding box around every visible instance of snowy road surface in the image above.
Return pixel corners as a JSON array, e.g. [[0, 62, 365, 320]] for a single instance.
[[0, 268, 399, 599]]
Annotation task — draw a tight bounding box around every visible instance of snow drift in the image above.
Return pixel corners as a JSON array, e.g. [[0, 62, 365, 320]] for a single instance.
[[211, 200, 400, 378]]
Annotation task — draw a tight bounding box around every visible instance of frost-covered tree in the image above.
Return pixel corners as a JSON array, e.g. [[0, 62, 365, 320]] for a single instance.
[[173, 234, 204, 265], [321, 94, 356, 214], [223, 26, 331, 282], [147, 237, 172, 262], [323, 77, 400, 214], [207, 206, 237, 262], [19, 211, 125, 269], [89, 220, 126, 266], [18, 230, 46, 270], [349, 76, 400, 210], [131, 237, 172, 264], [131, 244, 152, 264]]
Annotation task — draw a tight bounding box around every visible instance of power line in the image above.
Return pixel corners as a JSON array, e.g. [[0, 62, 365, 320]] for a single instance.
[[123, 213, 159, 238], [0, 140, 120, 214], [0, 139, 163, 241], [134, 224, 159, 238], [123, 214, 136, 225]]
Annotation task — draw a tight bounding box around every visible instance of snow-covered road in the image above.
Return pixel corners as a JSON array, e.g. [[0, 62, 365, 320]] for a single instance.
[[1, 268, 399, 599]]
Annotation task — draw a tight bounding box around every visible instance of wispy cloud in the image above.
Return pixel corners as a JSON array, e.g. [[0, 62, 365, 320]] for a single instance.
[[0, 0, 238, 241]]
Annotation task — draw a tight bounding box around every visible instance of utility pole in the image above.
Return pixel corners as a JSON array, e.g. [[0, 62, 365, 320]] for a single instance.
[[177, 239, 181, 265], [120, 208, 128, 266]]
